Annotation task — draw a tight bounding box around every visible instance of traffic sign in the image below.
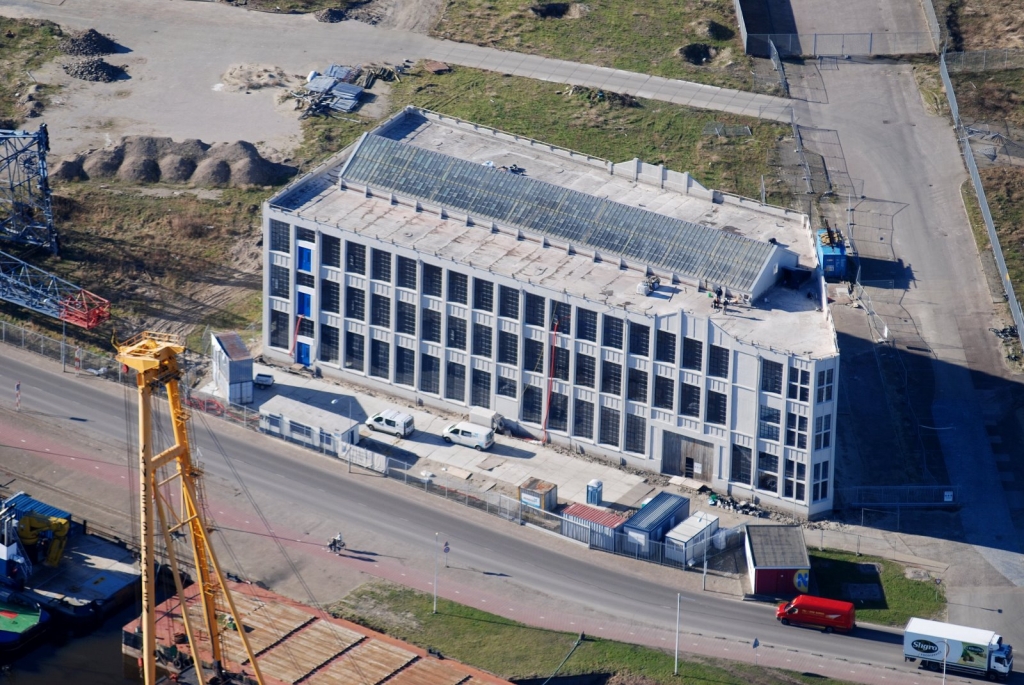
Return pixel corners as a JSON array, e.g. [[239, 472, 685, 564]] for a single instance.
[[443, 541, 450, 554]]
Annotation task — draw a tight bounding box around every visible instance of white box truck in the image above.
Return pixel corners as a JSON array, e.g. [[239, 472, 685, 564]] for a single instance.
[[904, 618, 1013, 680]]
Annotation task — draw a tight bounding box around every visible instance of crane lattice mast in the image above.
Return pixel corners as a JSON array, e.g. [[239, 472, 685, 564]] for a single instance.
[[116, 332, 264, 685]]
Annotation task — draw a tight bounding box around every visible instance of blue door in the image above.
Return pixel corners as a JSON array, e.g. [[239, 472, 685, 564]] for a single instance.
[[297, 246, 313, 272], [297, 342, 311, 366], [297, 291, 312, 317]]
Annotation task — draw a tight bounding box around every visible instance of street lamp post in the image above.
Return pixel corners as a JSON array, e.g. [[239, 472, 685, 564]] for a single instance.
[[433, 531, 439, 614], [674, 593, 681, 675], [942, 639, 949, 685]]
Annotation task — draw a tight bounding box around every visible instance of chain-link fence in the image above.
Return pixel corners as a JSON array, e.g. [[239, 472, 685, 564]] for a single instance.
[[940, 50, 1024, 339], [945, 48, 1024, 73], [769, 40, 790, 97], [747, 32, 937, 58]]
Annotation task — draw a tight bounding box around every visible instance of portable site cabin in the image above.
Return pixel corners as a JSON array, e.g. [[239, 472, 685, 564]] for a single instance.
[[519, 478, 558, 511], [622, 492, 690, 554], [561, 502, 625, 551], [744, 524, 810, 595], [211, 331, 253, 405], [259, 395, 361, 456], [664, 511, 720, 566]]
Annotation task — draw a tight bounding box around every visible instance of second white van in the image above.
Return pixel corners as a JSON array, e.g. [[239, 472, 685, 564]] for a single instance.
[[365, 409, 416, 438], [442, 421, 495, 451]]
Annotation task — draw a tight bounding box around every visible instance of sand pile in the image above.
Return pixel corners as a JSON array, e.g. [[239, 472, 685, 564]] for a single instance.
[[62, 57, 126, 82], [52, 136, 296, 188], [58, 28, 118, 56]]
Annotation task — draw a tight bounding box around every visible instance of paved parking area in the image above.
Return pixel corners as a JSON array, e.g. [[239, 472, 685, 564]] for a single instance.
[[209, 363, 648, 508]]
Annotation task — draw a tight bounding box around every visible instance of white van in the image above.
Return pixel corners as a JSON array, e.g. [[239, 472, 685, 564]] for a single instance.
[[442, 421, 495, 451], [365, 409, 415, 438]]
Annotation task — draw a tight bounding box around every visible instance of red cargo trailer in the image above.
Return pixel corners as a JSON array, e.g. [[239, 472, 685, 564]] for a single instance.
[[776, 595, 856, 633]]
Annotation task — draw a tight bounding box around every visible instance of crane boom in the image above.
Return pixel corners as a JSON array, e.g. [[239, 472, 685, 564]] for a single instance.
[[0, 249, 110, 328], [116, 332, 264, 685]]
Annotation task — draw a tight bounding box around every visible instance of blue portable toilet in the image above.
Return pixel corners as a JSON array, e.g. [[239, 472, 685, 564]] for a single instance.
[[586, 480, 603, 505], [622, 492, 689, 558]]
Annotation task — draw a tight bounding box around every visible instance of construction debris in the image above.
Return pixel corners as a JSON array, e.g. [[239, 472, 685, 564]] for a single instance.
[[61, 57, 127, 83], [313, 8, 345, 22], [354, 64, 401, 89], [423, 60, 451, 74], [289, 63, 404, 117], [58, 28, 118, 57], [564, 84, 639, 108], [990, 325, 1019, 341]]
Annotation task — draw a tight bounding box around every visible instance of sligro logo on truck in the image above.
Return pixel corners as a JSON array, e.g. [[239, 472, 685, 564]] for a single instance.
[[912, 640, 940, 654]]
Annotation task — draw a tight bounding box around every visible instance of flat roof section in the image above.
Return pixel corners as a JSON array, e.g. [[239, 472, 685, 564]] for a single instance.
[[745, 524, 810, 568], [340, 132, 777, 296]]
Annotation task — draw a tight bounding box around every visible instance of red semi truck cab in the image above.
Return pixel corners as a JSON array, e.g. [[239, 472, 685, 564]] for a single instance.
[[777, 595, 856, 633]]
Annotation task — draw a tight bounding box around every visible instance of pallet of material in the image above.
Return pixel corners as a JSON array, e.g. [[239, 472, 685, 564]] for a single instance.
[[256, 618, 364, 684], [306, 639, 418, 685]]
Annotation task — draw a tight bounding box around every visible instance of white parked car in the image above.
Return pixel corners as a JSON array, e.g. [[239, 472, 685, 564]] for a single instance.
[[442, 422, 495, 451], [365, 409, 416, 438]]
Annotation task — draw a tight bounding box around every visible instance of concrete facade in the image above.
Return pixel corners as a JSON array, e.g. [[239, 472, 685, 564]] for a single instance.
[[261, 108, 839, 518]]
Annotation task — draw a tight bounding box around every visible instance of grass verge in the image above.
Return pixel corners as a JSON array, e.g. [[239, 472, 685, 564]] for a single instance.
[[332, 582, 851, 685], [433, 0, 753, 90], [948, 69, 1024, 129], [0, 17, 62, 128], [809, 550, 945, 627]]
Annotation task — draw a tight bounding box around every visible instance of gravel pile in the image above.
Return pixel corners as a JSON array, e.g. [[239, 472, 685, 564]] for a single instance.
[[58, 28, 117, 56], [314, 8, 345, 22], [61, 58, 126, 83]]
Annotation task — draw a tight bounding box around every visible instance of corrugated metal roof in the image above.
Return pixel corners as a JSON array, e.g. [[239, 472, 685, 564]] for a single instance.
[[563, 502, 626, 529], [623, 492, 688, 532], [213, 331, 251, 362], [3, 492, 71, 520], [665, 510, 719, 543], [745, 524, 810, 568], [340, 134, 777, 294]]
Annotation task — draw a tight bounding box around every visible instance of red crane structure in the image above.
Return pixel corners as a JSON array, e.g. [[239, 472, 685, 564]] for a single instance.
[[0, 249, 110, 329]]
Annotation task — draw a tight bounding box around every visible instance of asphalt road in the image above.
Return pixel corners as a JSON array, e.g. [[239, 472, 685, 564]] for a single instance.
[[0, 346, 925, 679]]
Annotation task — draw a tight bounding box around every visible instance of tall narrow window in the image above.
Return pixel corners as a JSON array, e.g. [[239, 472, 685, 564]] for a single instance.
[[682, 338, 703, 371], [473, 324, 492, 357], [655, 331, 676, 364], [370, 294, 391, 328], [788, 367, 811, 402], [573, 399, 594, 439], [396, 256, 417, 289], [269, 220, 290, 253], [498, 331, 518, 365], [473, 279, 494, 311], [816, 368, 835, 403], [499, 286, 520, 318], [758, 405, 781, 441], [344, 332, 364, 371], [761, 360, 783, 394], [395, 347, 415, 386], [448, 272, 468, 304], [369, 340, 389, 379], [270, 264, 289, 298], [422, 264, 442, 297], [603, 316, 624, 349], [525, 293, 546, 326], [522, 385, 543, 424], [524, 339, 544, 373], [345, 287, 365, 320], [708, 345, 730, 379], [445, 362, 466, 401], [812, 461, 830, 502], [601, 360, 622, 395], [705, 390, 727, 425], [396, 301, 416, 335], [371, 249, 391, 282], [786, 413, 808, 449], [551, 347, 570, 381], [624, 414, 646, 454], [653, 376, 674, 409], [447, 316, 467, 350], [295, 226, 316, 243], [576, 308, 598, 342], [550, 302, 571, 332], [345, 242, 365, 274], [757, 452, 779, 493], [680, 383, 701, 417], [269, 310, 289, 349], [422, 309, 441, 343], [320, 324, 339, 364], [471, 369, 491, 408], [321, 235, 341, 268], [497, 376, 517, 398], [599, 406, 620, 447], [575, 353, 596, 388], [730, 445, 752, 485], [321, 280, 341, 314], [627, 368, 648, 402], [814, 414, 832, 450], [420, 354, 440, 394], [628, 322, 650, 356], [548, 393, 568, 432]]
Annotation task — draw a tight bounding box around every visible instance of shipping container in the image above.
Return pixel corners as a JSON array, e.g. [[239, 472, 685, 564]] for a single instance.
[[664, 511, 719, 566], [519, 478, 558, 511], [561, 502, 625, 551], [622, 492, 689, 554]]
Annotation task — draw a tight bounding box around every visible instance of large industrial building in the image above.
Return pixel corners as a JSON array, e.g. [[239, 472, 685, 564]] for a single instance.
[[262, 107, 839, 518]]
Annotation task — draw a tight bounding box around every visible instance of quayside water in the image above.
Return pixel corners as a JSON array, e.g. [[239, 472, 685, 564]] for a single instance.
[[0, 604, 138, 685]]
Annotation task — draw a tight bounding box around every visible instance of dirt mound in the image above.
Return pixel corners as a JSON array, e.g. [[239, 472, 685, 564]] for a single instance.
[[314, 8, 345, 22], [679, 43, 717, 65], [58, 28, 118, 56], [64, 136, 291, 187], [62, 57, 127, 82], [688, 19, 734, 41], [82, 148, 125, 178], [220, 64, 295, 92]]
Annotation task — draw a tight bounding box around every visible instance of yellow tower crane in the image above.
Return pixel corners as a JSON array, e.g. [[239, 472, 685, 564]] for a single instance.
[[116, 331, 264, 685]]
